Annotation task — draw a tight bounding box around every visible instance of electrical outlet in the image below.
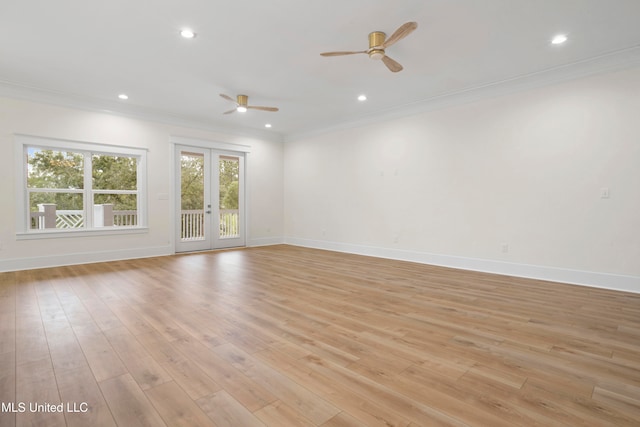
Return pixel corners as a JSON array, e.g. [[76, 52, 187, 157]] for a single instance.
[[501, 243, 509, 253], [600, 188, 610, 199]]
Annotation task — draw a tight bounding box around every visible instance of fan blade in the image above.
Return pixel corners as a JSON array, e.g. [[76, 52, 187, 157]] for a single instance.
[[247, 106, 279, 112], [381, 55, 403, 72], [320, 51, 367, 57], [382, 22, 417, 48], [220, 93, 235, 102], [223, 108, 236, 114]]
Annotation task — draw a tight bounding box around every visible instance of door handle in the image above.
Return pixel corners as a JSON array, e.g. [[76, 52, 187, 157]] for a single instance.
[[206, 210, 211, 214]]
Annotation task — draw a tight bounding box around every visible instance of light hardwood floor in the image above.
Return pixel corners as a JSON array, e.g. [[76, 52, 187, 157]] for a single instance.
[[0, 245, 639, 426]]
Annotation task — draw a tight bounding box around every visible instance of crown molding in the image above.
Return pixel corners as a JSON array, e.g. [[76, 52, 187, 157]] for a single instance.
[[2, 45, 638, 144], [0, 80, 284, 143], [284, 45, 640, 142]]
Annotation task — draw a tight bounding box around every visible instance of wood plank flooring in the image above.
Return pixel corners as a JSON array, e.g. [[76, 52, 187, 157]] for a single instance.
[[0, 244, 639, 426]]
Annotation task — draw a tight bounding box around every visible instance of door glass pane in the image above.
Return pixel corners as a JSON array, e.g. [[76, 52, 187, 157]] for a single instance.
[[219, 156, 239, 239], [180, 151, 205, 241]]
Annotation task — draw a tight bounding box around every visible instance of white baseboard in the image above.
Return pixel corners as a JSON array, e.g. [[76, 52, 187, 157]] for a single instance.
[[0, 245, 173, 272], [0, 238, 286, 272], [247, 236, 285, 247], [3, 237, 637, 295], [284, 237, 640, 294]]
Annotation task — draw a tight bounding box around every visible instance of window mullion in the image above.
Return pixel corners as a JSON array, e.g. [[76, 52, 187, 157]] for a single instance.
[[84, 152, 93, 229], [137, 156, 144, 227]]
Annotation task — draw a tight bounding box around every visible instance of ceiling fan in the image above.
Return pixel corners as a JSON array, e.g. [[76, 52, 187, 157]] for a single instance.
[[320, 22, 418, 72], [220, 94, 279, 114]]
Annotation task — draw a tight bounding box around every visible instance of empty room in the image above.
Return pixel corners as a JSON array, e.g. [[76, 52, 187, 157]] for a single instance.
[[1, 1, 639, 426]]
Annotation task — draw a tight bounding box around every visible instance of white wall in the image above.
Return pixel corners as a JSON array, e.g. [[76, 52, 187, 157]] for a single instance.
[[284, 67, 640, 292], [2, 68, 638, 292], [0, 97, 284, 270]]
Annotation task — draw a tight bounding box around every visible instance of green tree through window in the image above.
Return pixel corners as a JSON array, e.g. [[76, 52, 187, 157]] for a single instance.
[[180, 154, 205, 210], [28, 149, 84, 210], [23, 140, 144, 231], [93, 154, 138, 210], [219, 157, 239, 210]]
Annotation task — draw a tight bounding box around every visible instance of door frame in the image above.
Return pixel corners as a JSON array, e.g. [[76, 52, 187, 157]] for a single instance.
[[171, 137, 250, 253]]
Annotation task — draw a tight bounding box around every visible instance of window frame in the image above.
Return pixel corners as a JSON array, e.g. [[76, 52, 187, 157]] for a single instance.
[[15, 134, 148, 239]]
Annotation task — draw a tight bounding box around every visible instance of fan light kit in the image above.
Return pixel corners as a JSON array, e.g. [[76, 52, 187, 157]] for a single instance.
[[321, 22, 418, 72], [220, 94, 279, 114], [180, 29, 196, 39], [118, 94, 128, 100], [551, 34, 568, 44], [358, 95, 367, 101]]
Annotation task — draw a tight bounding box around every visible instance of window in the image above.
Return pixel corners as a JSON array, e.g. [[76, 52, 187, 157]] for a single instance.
[[16, 135, 147, 236]]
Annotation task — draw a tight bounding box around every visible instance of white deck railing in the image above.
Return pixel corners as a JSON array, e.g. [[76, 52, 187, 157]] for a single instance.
[[56, 210, 84, 228], [31, 204, 239, 240], [181, 210, 205, 240], [180, 209, 239, 240], [113, 210, 137, 226], [30, 205, 136, 229], [219, 209, 239, 239]]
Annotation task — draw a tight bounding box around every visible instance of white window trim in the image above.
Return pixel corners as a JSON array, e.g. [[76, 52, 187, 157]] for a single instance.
[[14, 134, 148, 239]]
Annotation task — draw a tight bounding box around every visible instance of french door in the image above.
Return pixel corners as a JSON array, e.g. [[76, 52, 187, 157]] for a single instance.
[[175, 145, 245, 252]]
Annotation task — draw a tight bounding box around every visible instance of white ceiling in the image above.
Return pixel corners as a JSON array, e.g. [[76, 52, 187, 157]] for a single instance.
[[1, 0, 640, 140]]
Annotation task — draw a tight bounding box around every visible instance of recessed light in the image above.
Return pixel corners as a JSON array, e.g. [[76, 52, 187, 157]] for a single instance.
[[358, 94, 367, 101], [551, 34, 568, 45], [180, 29, 196, 39], [118, 94, 128, 100], [265, 124, 272, 128]]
